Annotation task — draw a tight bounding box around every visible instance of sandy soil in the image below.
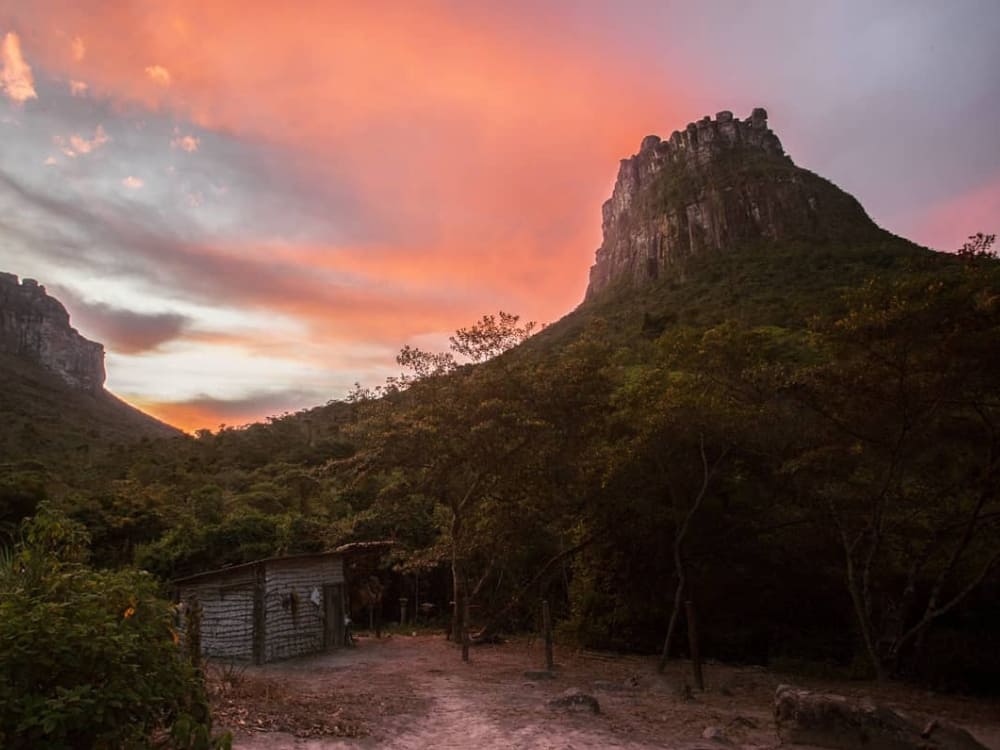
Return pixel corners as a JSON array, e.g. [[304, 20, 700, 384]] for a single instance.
[[214, 633, 1000, 750]]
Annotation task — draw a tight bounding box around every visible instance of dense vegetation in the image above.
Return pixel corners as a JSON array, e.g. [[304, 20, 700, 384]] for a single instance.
[[3, 232, 998, 698], [0, 351, 179, 470], [0, 508, 229, 749]]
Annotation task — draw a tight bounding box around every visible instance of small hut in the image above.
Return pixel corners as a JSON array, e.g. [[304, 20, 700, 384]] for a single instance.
[[174, 551, 346, 664]]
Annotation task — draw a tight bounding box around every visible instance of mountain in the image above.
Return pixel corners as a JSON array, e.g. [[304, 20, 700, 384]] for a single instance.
[[0, 273, 181, 467], [517, 107, 947, 359], [585, 108, 884, 299], [0, 272, 105, 392]]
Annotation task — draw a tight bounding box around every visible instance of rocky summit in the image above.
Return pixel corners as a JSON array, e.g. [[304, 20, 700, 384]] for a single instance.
[[586, 108, 883, 299], [0, 272, 105, 393]]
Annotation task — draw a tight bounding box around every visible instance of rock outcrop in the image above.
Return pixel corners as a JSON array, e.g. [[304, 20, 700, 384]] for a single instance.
[[0, 272, 105, 393], [774, 684, 988, 750], [586, 108, 883, 299]]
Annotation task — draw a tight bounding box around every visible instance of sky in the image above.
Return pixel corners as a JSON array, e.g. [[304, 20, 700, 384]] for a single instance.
[[1, 1, 998, 432]]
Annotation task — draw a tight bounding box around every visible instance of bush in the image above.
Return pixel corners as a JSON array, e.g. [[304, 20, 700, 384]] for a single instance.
[[0, 508, 230, 749]]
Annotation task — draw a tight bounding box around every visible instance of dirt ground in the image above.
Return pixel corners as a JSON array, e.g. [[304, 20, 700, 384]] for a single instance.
[[212, 633, 1000, 750]]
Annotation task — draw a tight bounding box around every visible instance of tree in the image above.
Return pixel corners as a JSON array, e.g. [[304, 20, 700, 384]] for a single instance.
[[0, 507, 229, 749], [957, 232, 996, 262], [344, 312, 543, 652], [349, 311, 540, 400], [777, 272, 1000, 679], [449, 312, 540, 363]]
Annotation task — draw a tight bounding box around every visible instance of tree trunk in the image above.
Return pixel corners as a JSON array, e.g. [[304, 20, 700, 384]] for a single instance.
[[450, 548, 462, 642], [658, 436, 720, 674], [450, 509, 465, 644], [658, 571, 686, 673], [472, 537, 593, 643], [845, 549, 887, 682]]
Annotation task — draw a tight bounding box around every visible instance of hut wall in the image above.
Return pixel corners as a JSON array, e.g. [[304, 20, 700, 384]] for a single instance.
[[264, 556, 344, 662], [177, 568, 256, 661]]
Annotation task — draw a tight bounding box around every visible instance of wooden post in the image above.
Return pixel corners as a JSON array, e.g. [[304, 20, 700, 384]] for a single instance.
[[685, 600, 704, 691], [461, 600, 470, 662], [542, 600, 554, 672]]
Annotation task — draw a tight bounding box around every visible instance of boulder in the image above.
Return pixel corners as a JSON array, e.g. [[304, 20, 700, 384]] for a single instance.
[[547, 688, 600, 714], [774, 685, 988, 750]]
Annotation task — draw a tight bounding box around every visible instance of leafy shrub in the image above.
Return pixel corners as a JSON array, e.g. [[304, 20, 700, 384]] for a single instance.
[[0, 507, 230, 749]]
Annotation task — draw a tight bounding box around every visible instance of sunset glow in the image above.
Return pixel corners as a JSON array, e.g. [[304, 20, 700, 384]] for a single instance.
[[2, 1, 998, 431]]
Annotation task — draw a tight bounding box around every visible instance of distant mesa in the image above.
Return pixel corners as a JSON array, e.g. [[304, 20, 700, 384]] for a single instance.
[[585, 107, 882, 299], [0, 271, 106, 393]]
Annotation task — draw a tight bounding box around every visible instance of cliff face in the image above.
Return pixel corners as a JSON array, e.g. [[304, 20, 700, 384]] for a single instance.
[[0, 272, 105, 393], [586, 108, 883, 299]]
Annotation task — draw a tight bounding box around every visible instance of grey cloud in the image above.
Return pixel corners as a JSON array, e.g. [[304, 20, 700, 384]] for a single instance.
[[174, 388, 333, 425], [52, 288, 191, 354], [0, 167, 467, 343]]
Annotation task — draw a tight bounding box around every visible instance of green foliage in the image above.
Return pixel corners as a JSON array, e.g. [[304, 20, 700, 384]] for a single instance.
[[0, 468, 47, 541], [0, 508, 230, 749], [135, 510, 325, 580]]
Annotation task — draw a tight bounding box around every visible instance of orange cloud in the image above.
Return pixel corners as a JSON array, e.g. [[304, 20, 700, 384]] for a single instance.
[[1, 31, 37, 103], [130, 392, 322, 433], [5, 2, 697, 427], [71, 35, 85, 62], [12, 4, 687, 230], [67, 124, 109, 155], [13, 2, 689, 298], [69, 79, 88, 95], [127, 398, 237, 433], [144, 64, 171, 86]]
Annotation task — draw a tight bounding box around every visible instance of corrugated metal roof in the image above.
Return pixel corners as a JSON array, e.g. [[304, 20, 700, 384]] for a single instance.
[[172, 550, 343, 586], [332, 540, 396, 554]]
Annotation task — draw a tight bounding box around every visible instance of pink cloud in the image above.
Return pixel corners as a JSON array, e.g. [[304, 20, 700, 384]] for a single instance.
[[67, 124, 109, 155], [1, 32, 37, 103], [122, 175, 144, 189], [906, 179, 1000, 253], [144, 64, 171, 86]]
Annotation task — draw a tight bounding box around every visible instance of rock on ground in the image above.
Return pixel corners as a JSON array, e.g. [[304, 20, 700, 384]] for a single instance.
[[774, 684, 989, 750], [547, 688, 601, 714]]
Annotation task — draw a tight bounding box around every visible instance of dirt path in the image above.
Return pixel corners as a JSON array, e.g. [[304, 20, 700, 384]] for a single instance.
[[218, 634, 1000, 750]]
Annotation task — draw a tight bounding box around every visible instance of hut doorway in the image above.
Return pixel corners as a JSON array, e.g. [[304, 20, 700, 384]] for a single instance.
[[323, 583, 345, 649]]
